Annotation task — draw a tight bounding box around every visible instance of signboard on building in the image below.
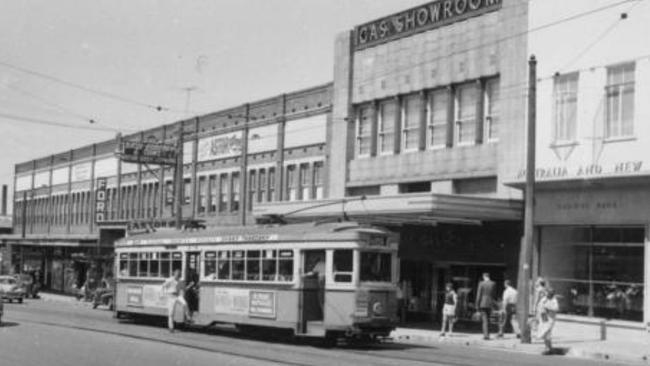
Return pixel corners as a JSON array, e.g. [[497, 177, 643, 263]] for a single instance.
[[197, 132, 243, 162], [117, 140, 177, 165], [354, 0, 502, 50], [71, 162, 92, 182], [95, 177, 107, 223]]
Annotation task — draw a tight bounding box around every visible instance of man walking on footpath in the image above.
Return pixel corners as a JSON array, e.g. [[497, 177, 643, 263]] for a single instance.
[[475, 272, 496, 340], [497, 279, 520, 338], [162, 269, 192, 333]]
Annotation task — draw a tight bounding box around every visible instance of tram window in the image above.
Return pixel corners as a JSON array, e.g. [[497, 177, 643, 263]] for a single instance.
[[204, 251, 217, 279], [149, 252, 160, 277], [278, 250, 294, 282], [128, 253, 138, 277], [160, 252, 171, 278], [232, 250, 245, 280], [333, 250, 353, 283], [262, 250, 277, 281], [246, 250, 261, 281], [217, 251, 230, 280], [119, 254, 128, 277], [360, 252, 392, 282], [171, 252, 183, 273], [138, 253, 149, 277]]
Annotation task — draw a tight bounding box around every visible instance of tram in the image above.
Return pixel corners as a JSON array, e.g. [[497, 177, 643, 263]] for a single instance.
[[113, 221, 399, 341]]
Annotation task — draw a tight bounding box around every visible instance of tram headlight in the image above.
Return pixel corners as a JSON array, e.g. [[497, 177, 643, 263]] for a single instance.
[[372, 301, 384, 316]]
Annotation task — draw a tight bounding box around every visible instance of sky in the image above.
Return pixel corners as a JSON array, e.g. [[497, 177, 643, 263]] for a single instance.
[[0, 0, 426, 211]]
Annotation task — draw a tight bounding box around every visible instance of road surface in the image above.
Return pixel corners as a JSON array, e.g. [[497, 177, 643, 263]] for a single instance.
[[0, 298, 629, 366]]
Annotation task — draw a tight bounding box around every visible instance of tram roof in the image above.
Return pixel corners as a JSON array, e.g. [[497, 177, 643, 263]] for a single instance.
[[116, 221, 390, 247]]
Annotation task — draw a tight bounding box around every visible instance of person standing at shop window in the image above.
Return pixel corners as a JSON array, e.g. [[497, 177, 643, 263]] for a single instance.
[[475, 272, 496, 340], [440, 282, 457, 337], [162, 269, 192, 333]]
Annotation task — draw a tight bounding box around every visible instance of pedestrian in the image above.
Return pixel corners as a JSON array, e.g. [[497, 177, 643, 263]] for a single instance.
[[440, 282, 457, 337], [475, 272, 496, 340], [497, 279, 520, 338], [531, 277, 547, 332], [161, 269, 192, 333], [537, 288, 559, 355]]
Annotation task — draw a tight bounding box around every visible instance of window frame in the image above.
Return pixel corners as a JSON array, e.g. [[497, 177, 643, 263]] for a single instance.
[[484, 77, 500, 143], [427, 88, 449, 150], [355, 104, 372, 158], [378, 99, 396, 155], [455, 82, 478, 146], [401, 93, 421, 152], [604, 62, 635, 140]]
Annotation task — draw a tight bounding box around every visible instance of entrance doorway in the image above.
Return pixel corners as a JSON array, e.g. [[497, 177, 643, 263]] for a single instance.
[[300, 250, 326, 332], [185, 252, 200, 314]]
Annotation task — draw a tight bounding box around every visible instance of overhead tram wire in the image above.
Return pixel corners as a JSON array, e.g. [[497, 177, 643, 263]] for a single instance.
[[0, 111, 136, 133]]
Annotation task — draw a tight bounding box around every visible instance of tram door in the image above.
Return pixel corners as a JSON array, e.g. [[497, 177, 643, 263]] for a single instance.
[[185, 252, 201, 314], [300, 250, 326, 333]]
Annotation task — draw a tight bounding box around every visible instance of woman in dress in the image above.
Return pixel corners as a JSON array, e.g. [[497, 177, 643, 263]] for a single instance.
[[537, 288, 559, 355], [440, 282, 458, 337]]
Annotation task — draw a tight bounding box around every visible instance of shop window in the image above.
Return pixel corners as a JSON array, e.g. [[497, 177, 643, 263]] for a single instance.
[[299, 163, 310, 200], [333, 249, 353, 283], [456, 83, 478, 145], [427, 89, 448, 148], [198, 176, 207, 214], [278, 250, 294, 281], [286, 165, 297, 201], [231, 250, 245, 280], [360, 252, 392, 282], [262, 250, 277, 281], [246, 250, 261, 281], [217, 251, 231, 280], [484, 78, 500, 142], [540, 226, 644, 321], [356, 104, 372, 157], [219, 174, 228, 212], [605, 62, 635, 139], [312, 162, 324, 200], [378, 99, 396, 154], [231, 172, 240, 212], [208, 175, 217, 213], [402, 94, 421, 151]]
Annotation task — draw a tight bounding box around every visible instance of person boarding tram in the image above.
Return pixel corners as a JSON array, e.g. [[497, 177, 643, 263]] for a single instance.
[[161, 269, 192, 332]]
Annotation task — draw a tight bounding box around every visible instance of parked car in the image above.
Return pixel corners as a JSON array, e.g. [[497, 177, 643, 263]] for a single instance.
[[14, 273, 39, 298], [0, 275, 26, 303]]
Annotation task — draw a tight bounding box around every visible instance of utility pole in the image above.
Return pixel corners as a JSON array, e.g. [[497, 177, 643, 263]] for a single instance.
[[517, 55, 537, 344], [175, 124, 184, 230]]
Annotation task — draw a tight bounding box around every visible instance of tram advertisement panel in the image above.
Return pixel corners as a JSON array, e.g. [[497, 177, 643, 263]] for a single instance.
[[249, 291, 276, 318], [127, 286, 143, 306], [142, 285, 167, 308]]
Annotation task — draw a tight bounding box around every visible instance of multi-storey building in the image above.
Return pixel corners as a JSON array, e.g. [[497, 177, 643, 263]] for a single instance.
[[3, 84, 332, 294], [505, 0, 650, 327], [255, 0, 528, 320]]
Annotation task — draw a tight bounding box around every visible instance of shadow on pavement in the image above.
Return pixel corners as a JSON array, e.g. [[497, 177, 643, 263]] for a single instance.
[[0, 321, 20, 328]]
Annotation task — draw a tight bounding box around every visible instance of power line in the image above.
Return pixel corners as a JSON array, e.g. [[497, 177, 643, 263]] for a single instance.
[[0, 111, 136, 133], [5, 83, 99, 124]]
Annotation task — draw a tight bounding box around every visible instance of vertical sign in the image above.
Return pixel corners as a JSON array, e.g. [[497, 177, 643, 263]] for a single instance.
[[95, 177, 107, 223]]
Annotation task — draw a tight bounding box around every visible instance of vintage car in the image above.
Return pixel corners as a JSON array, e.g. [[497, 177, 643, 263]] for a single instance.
[[0, 275, 26, 303]]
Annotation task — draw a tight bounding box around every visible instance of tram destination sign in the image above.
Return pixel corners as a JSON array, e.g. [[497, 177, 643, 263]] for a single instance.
[[116, 140, 177, 166], [354, 0, 502, 50]]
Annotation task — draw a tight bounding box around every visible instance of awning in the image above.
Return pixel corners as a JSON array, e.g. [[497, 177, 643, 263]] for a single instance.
[[0, 233, 98, 247], [252, 193, 522, 226]]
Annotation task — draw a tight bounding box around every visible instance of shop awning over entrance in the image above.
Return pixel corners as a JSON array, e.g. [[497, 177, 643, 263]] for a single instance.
[[253, 193, 522, 226], [0, 233, 98, 247]]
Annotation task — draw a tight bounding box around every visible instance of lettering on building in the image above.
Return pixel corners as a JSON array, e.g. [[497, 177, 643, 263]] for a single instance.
[[354, 0, 502, 50], [516, 161, 644, 180], [95, 178, 107, 223]]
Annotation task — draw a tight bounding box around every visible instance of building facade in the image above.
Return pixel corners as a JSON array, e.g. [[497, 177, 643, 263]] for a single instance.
[[256, 0, 529, 321], [505, 0, 650, 326], [4, 84, 332, 294]]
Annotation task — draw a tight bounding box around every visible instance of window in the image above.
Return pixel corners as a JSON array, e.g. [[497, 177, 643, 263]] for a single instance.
[[259, 169, 267, 203], [268, 167, 276, 201], [183, 178, 191, 205], [231, 172, 240, 212], [204, 251, 217, 279], [198, 176, 207, 214], [552, 73, 578, 143], [378, 99, 396, 154], [248, 170, 257, 210], [360, 252, 392, 282], [262, 250, 277, 281], [208, 175, 217, 213], [152, 183, 159, 217], [231, 250, 245, 280], [219, 174, 228, 212], [160, 252, 171, 278], [312, 162, 324, 200], [171, 252, 182, 273], [605, 63, 635, 139], [138, 252, 148, 276], [278, 250, 294, 281], [119, 253, 128, 277], [402, 94, 421, 151], [165, 181, 174, 205], [456, 83, 478, 144], [246, 250, 261, 281], [128, 253, 137, 277], [299, 163, 310, 200], [286, 165, 297, 201], [453, 176, 497, 194], [217, 251, 230, 280], [333, 249, 353, 283], [427, 89, 448, 148], [356, 104, 372, 157], [485, 78, 500, 142]]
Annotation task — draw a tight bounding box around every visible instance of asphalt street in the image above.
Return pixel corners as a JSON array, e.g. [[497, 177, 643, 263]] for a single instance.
[[0, 298, 631, 366]]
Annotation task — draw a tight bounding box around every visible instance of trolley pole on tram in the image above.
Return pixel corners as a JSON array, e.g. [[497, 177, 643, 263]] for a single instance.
[[517, 55, 537, 344], [174, 127, 184, 230]]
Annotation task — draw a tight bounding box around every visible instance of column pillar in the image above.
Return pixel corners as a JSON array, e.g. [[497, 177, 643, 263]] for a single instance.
[[475, 78, 485, 145], [393, 95, 402, 154], [66, 151, 73, 234], [418, 90, 427, 151], [644, 223, 650, 328], [191, 118, 200, 219], [445, 86, 455, 148]]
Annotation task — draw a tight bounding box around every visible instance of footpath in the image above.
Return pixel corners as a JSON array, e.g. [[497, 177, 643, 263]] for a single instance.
[[36, 293, 650, 364], [392, 317, 650, 365]]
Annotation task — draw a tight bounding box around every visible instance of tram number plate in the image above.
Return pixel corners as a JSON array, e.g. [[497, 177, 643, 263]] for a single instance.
[[249, 291, 276, 319], [127, 286, 144, 307]]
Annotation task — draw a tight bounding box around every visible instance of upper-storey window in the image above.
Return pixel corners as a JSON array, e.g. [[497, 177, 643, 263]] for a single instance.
[[402, 94, 421, 151], [299, 163, 310, 200], [378, 99, 396, 154], [456, 83, 478, 145], [427, 88, 448, 149], [219, 174, 228, 212], [230, 172, 240, 212], [313, 161, 324, 200], [553, 73, 578, 143], [605, 62, 635, 139], [286, 165, 297, 201], [198, 176, 207, 214], [356, 104, 372, 157], [484, 78, 500, 143], [259, 169, 267, 203]]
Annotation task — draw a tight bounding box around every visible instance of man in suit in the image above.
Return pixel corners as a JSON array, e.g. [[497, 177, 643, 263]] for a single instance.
[[475, 272, 496, 340]]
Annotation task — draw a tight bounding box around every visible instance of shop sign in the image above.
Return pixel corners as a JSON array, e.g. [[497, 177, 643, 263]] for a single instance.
[[71, 162, 91, 182], [117, 140, 177, 166], [354, 0, 501, 50], [249, 291, 276, 318], [95, 178, 107, 223], [214, 288, 249, 315], [516, 161, 644, 181], [127, 286, 144, 307], [197, 132, 243, 162], [125, 234, 279, 246]]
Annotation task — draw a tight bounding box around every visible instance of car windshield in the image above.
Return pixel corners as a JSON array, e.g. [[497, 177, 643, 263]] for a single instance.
[[360, 252, 392, 282]]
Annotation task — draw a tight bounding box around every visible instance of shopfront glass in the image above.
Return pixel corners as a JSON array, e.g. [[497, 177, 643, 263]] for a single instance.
[[540, 226, 644, 321]]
